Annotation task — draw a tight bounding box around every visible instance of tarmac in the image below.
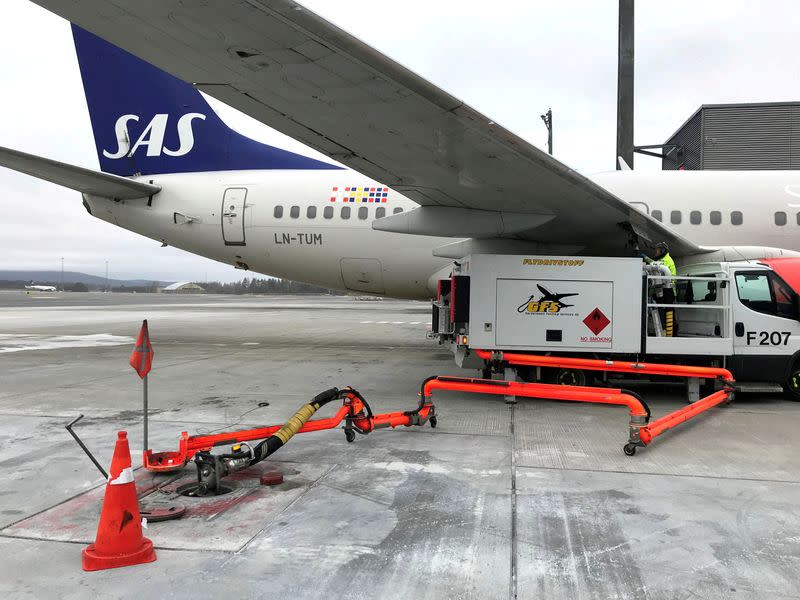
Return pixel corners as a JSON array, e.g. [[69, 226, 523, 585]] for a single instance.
[[0, 290, 798, 599]]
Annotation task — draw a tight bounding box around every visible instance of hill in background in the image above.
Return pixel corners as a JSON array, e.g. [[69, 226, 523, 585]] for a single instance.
[[0, 271, 338, 295], [0, 270, 169, 288]]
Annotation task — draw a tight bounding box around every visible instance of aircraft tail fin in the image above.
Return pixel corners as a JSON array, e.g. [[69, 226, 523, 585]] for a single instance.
[[70, 25, 339, 177]]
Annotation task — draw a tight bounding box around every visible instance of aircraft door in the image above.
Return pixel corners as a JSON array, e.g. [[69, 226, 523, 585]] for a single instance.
[[221, 188, 247, 246], [340, 258, 385, 294]]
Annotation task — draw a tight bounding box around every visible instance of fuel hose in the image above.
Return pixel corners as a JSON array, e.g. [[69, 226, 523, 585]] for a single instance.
[[248, 387, 342, 464]]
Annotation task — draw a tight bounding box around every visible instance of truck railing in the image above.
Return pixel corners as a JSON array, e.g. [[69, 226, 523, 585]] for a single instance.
[[645, 274, 731, 339]]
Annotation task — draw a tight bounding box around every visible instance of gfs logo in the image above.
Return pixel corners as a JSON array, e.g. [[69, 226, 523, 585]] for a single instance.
[[103, 113, 206, 159]]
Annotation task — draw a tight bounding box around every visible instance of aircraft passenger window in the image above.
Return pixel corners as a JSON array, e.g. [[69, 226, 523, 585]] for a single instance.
[[775, 211, 787, 226], [690, 210, 701, 225], [376, 207, 386, 218], [323, 206, 334, 219], [735, 271, 798, 320], [341, 206, 351, 219], [290, 206, 300, 219], [710, 211, 721, 225], [731, 211, 743, 225], [358, 206, 369, 220], [393, 207, 404, 215], [651, 210, 662, 222], [670, 210, 682, 225], [307, 206, 317, 219], [796, 212, 800, 225], [274, 206, 283, 218]]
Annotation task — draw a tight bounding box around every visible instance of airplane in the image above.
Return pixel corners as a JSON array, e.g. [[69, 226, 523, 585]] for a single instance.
[[535, 285, 578, 309], [24, 282, 57, 292], [2, 2, 800, 303], [517, 286, 579, 314]]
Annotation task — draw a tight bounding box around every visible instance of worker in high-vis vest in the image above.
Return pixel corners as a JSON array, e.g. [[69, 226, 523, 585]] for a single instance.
[[643, 242, 677, 336]]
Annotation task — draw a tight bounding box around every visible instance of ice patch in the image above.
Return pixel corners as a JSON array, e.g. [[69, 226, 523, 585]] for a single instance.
[[267, 544, 377, 561], [370, 461, 501, 477], [0, 333, 134, 353]]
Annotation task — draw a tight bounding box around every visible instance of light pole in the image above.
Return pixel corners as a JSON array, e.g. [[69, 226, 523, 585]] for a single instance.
[[616, 0, 634, 169], [105, 261, 109, 293], [540, 108, 553, 155], [60, 257, 64, 292]]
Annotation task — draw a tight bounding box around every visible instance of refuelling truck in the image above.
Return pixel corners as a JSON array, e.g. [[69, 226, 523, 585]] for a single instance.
[[431, 254, 800, 400]]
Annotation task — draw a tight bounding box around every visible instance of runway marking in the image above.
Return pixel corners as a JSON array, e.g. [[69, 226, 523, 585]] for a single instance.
[[242, 342, 260, 345]]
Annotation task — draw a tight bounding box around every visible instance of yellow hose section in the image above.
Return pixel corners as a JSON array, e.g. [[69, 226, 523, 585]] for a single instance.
[[665, 311, 674, 337], [273, 402, 320, 445]]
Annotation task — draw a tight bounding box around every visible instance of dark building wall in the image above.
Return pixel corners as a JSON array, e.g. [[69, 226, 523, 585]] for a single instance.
[[663, 102, 800, 170], [662, 111, 702, 170]]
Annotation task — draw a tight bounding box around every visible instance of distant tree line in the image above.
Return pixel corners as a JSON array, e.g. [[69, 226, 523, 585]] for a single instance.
[[0, 279, 155, 292], [198, 277, 339, 295], [0, 277, 339, 295], [0, 280, 89, 291]]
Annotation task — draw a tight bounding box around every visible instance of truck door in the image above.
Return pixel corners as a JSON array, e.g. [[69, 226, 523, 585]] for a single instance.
[[221, 188, 247, 246], [731, 268, 800, 383]]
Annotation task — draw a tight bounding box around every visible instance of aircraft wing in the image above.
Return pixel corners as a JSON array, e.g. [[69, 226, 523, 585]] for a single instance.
[[29, 0, 704, 256], [0, 146, 160, 200]]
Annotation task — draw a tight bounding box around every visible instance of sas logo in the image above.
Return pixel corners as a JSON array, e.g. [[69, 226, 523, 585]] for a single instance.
[[103, 113, 206, 159], [517, 285, 579, 314]]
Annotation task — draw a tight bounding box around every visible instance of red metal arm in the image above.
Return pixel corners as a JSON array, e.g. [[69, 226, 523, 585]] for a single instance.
[[144, 393, 435, 472], [422, 376, 649, 417], [475, 349, 734, 382], [639, 389, 731, 445]]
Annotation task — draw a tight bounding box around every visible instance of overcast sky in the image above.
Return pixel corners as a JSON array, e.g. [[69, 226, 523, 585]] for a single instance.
[[1, 1, 799, 282]]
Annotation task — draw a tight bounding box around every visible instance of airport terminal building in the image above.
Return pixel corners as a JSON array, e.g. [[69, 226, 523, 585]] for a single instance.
[[662, 101, 800, 170]]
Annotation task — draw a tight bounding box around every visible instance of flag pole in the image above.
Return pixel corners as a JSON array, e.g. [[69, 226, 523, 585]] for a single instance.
[[130, 318, 153, 459], [143, 373, 149, 454]]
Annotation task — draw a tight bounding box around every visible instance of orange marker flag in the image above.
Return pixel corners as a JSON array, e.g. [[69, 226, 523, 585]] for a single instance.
[[129, 320, 154, 379]]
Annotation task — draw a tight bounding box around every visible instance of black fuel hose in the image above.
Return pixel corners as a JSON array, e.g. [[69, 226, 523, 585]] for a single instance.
[[199, 386, 376, 489], [246, 387, 341, 465]]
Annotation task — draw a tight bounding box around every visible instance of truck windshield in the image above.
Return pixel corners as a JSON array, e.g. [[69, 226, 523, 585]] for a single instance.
[[735, 270, 798, 320]]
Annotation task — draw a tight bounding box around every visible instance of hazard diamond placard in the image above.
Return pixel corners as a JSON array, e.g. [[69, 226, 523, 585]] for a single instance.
[[583, 307, 610, 335]]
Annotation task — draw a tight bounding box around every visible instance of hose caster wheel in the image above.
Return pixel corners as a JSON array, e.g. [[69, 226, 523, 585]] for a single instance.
[[344, 428, 356, 443], [623, 443, 637, 456], [429, 416, 437, 429]]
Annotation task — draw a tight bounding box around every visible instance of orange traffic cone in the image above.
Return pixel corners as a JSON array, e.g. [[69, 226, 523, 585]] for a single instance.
[[82, 431, 157, 571]]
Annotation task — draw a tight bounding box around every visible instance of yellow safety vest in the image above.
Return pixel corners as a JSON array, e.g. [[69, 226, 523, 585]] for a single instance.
[[660, 253, 677, 277]]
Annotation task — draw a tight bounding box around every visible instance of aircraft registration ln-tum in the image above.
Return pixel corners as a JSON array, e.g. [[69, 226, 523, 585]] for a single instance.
[[3, 2, 800, 300]]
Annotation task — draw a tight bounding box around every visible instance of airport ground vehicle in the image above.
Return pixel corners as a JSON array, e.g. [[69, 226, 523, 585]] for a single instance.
[[431, 255, 800, 399]]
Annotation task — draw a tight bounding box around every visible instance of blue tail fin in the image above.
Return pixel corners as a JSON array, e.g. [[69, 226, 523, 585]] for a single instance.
[[71, 25, 339, 177]]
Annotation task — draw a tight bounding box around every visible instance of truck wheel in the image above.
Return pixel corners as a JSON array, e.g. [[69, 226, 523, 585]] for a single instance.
[[786, 366, 800, 401], [553, 368, 586, 387]]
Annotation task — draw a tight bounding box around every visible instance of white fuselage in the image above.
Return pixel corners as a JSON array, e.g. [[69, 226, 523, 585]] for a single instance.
[[83, 168, 800, 300]]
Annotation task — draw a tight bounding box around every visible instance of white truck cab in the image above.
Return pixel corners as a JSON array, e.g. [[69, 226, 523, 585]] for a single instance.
[[431, 255, 800, 399], [682, 259, 800, 395]]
